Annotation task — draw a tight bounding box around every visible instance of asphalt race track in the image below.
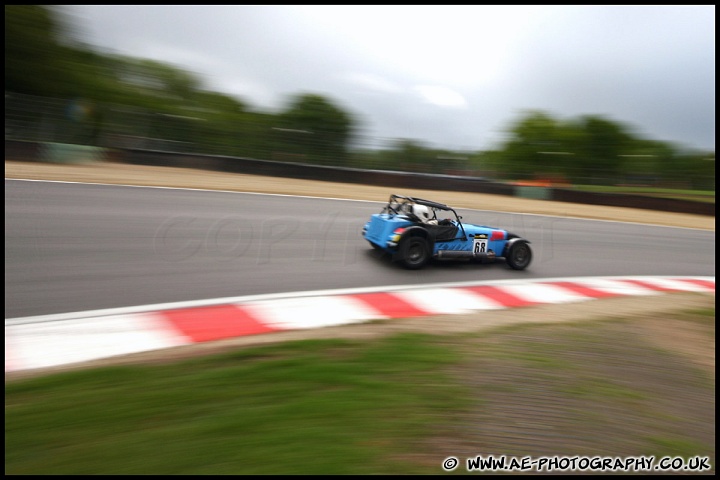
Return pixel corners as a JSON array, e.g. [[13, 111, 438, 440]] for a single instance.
[[5, 179, 716, 319]]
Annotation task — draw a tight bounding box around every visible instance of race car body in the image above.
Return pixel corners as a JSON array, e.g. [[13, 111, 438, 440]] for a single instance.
[[362, 194, 532, 270]]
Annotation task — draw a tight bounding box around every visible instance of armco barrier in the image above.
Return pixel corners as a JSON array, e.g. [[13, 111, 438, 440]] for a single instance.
[[97, 146, 518, 196], [4, 139, 714, 217]]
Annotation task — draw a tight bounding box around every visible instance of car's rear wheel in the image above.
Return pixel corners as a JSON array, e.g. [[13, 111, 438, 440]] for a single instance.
[[506, 241, 532, 270], [398, 236, 430, 269]]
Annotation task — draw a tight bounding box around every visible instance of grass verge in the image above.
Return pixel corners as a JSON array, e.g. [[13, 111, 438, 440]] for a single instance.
[[5, 307, 715, 474]]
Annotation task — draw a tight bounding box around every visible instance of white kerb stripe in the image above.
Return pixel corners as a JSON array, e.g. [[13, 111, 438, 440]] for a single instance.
[[5, 331, 16, 372], [500, 283, 595, 304], [629, 277, 714, 292], [242, 296, 386, 331], [5, 313, 189, 371], [393, 288, 506, 315], [572, 278, 663, 296]]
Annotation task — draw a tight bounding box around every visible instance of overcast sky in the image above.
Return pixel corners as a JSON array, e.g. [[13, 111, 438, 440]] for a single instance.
[[62, 5, 715, 152]]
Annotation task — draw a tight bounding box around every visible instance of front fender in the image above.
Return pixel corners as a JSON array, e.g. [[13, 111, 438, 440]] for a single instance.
[[503, 236, 531, 257]]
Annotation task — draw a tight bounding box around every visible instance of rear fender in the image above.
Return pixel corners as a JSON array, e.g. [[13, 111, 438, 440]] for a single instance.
[[392, 226, 432, 260]]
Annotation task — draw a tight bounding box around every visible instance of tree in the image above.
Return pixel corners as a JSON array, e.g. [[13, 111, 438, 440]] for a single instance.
[[573, 115, 633, 183], [501, 110, 565, 179], [275, 93, 355, 164], [4, 5, 101, 98]]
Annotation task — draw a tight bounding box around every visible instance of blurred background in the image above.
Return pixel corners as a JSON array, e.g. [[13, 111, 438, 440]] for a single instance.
[[5, 6, 715, 190]]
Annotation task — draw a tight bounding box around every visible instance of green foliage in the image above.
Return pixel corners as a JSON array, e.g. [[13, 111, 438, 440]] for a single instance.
[[489, 110, 714, 188], [4, 6, 715, 189], [5, 6, 79, 97], [274, 93, 355, 164]]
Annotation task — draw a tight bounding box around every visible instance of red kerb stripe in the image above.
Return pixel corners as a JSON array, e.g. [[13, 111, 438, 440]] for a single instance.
[[551, 281, 623, 298], [462, 285, 537, 307], [620, 279, 678, 292], [162, 304, 278, 343], [352, 292, 430, 318], [677, 278, 716, 291]]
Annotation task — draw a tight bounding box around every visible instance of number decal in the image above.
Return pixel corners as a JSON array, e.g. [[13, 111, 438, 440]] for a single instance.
[[473, 238, 487, 254]]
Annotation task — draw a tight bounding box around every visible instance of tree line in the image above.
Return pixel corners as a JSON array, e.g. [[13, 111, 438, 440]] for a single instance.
[[5, 6, 714, 188]]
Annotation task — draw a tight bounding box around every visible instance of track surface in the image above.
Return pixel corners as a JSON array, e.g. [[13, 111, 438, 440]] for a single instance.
[[5, 179, 716, 319]]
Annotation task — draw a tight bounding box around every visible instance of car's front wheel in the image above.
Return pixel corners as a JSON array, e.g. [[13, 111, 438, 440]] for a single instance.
[[506, 241, 532, 270], [398, 236, 430, 270]]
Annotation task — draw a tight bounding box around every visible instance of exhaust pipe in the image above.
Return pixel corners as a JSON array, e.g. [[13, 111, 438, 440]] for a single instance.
[[437, 250, 496, 260]]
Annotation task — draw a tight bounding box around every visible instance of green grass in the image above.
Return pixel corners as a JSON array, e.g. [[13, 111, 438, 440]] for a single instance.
[[5, 310, 715, 474], [5, 333, 468, 475]]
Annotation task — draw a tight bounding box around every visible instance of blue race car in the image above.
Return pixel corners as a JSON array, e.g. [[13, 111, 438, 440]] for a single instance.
[[362, 194, 532, 270]]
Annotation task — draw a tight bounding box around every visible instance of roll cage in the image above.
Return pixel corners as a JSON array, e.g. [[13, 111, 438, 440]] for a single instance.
[[380, 194, 467, 239]]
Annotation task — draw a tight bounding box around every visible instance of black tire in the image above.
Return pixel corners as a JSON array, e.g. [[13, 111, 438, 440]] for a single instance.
[[398, 236, 430, 269], [506, 241, 532, 270]]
